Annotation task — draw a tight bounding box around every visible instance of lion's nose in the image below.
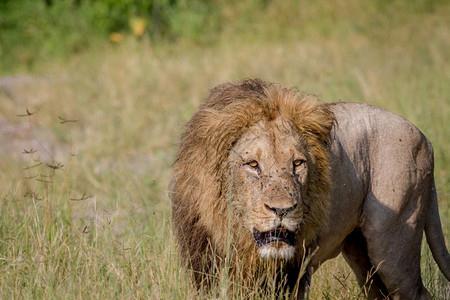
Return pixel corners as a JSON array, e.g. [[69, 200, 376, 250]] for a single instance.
[[264, 203, 297, 219]]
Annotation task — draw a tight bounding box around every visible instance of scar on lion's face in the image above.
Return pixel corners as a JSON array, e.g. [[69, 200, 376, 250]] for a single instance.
[[227, 118, 309, 259]]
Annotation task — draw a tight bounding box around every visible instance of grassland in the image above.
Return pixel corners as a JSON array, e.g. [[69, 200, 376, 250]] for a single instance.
[[0, 1, 449, 299]]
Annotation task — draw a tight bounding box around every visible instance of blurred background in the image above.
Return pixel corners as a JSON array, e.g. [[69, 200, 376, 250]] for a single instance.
[[0, 0, 449, 298]]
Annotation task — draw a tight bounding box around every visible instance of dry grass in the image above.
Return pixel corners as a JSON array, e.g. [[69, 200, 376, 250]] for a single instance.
[[1, 1, 449, 298]]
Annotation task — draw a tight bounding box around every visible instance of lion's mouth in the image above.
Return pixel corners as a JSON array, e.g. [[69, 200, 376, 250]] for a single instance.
[[253, 227, 296, 247]]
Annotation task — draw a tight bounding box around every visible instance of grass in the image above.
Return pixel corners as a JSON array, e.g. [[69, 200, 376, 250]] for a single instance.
[[0, 1, 449, 298]]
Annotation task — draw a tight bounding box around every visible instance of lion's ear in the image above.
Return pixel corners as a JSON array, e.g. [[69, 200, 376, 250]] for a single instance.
[[314, 106, 334, 143], [294, 104, 335, 145]]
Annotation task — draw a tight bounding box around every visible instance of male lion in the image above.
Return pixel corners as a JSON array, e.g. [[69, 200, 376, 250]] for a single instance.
[[171, 79, 449, 299]]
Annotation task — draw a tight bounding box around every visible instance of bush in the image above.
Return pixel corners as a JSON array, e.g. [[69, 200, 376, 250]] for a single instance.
[[0, 0, 232, 72]]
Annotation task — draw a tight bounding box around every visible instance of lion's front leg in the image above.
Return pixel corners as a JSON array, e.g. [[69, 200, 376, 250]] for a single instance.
[[293, 263, 312, 300]]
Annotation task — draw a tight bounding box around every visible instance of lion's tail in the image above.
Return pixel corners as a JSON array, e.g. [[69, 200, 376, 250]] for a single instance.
[[424, 180, 450, 281]]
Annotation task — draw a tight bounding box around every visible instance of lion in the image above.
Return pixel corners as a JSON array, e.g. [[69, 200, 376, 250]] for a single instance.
[[171, 79, 449, 299]]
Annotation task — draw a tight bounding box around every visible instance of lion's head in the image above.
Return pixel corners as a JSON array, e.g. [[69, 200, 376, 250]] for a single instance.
[[171, 79, 334, 284]]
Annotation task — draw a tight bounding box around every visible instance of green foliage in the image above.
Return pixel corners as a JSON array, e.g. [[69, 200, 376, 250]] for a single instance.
[[3, 0, 447, 73], [0, 0, 223, 72], [0, 0, 94, 70]]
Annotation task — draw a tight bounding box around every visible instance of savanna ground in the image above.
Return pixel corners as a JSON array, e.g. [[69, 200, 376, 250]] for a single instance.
[[0, 1, 449, 299]]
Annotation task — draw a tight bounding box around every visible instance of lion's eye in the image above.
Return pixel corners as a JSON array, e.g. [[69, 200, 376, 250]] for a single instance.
[[293, 159, 306, 168], [247, 160, 259, 169]]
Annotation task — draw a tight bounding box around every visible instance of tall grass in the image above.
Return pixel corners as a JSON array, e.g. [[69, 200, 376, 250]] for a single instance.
[[1, 1, 449, 298]]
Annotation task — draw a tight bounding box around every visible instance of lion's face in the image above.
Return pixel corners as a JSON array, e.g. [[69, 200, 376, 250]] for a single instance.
[[228, 118, 310, 260]]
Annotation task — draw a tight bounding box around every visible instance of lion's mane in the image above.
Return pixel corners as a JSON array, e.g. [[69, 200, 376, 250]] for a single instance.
[[171, 79, 334, 286]]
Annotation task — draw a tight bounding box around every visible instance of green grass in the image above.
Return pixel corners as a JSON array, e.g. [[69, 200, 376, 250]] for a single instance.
[[1, 1, 449, 298]]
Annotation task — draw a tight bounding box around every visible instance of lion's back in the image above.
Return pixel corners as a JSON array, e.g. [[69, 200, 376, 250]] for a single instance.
[[328, 102, 434, 178]]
